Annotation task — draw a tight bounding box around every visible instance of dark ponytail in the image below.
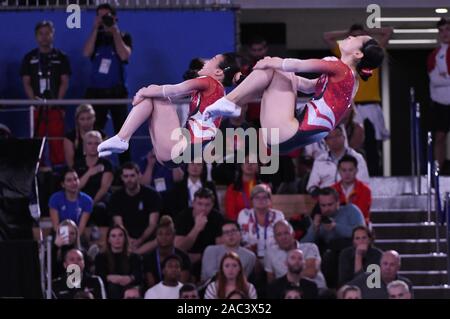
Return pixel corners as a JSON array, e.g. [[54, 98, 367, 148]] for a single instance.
[[356, 39, 384, 81], [219, 52, 242, 87]]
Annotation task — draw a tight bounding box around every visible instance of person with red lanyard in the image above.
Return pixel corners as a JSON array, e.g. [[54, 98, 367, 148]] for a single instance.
[[203, 36, 384, 154], [427, 18, 450, 171], [224, 154, 260, 221], [332, 154, 371, 225], [97, 53, 242, 167]]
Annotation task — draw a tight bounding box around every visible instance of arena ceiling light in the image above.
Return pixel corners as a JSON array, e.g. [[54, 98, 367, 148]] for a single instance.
[[376, 17, 441, 22], [393, 29, 438, 33], [435, 8, 448, 14], [388, 39, 438, 44]]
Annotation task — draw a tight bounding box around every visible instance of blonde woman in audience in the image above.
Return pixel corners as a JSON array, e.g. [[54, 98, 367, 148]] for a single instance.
[[64, 104, 104, 168], [74, 130, 114, 226]]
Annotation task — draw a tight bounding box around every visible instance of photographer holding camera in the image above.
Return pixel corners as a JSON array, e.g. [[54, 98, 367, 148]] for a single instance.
[[20, 20, 71, 167], [301, 187, 365, 288], [83, 3, 132, 164]]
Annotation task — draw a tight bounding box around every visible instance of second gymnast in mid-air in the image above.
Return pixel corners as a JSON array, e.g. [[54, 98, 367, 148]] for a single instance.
[[203, 35, 384, 153]]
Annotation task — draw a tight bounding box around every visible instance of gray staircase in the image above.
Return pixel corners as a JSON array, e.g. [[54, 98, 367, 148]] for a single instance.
[[371, 205, 450, 299]]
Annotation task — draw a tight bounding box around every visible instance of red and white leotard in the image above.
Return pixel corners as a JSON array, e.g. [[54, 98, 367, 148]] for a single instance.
[[185, 76, 225, 145], [299, 57, 358, 133]]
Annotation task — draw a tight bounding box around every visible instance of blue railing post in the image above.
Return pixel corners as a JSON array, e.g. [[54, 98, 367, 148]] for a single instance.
[[446, 192, 450, 285], [410, 88, 417, 194], [434, 160, 441, 253], [427, 132, 433, 222]]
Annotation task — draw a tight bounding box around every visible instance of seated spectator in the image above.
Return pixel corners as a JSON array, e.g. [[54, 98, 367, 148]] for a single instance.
[[302, 187, 365, 288], [52, 219, 89, 278], [49, 168, 92, 236], [53, 248, 106, 299], [142, 216, 191, 289], [277, 155, 314, 195], [64, 104, 105, 168], [179, 283, 200, 299], [307, 127, 369, 193], [265, 220, 326, 289], [140, 149, 184, 215], [204, 252, 257, 299], [338, 226, 383, 287], [337, 285, 362, 299], [332, 155, 372, 225], [74, 130, 114, 226], [224, 154, 260, 221], [237, 184, 285, 259], [201, 221, 256, 282], [174, 188, 224, 280], [94, 225, 142, 299], [167, 162, 218, 216], [284, 285, 302, 299], [144, 254, 183, 299], [267, 249, 318, 299], [388, 280, 412, 299], [110, 162, 161, 252], [347, 250, 413, 299], [303, 139, 328, 160], [123, 287, 141, 299]]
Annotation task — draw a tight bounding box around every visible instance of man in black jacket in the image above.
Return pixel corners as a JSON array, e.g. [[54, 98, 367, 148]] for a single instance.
[[267, 248, 318, 299]]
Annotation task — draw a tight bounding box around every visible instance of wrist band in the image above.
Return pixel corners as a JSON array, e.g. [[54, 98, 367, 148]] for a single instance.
[[162, 85, 172, 102], [282, 59, 288, 72]]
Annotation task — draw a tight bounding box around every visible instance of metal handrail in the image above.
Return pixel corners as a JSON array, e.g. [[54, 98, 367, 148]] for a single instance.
[[427, 132, 432, 222], [46, 235, 52, 299], [445, 192, 450, 285], [410, 87, 422, 195], [434, 159, 441, 253], [0, 0, 238, 10]]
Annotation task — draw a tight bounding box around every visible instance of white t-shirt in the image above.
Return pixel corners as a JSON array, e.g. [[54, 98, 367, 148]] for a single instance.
[[144, 282, 183, 299], [264, 241, 327, 288]]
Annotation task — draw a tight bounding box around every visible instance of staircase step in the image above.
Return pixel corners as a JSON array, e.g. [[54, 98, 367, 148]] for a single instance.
[[400, 254, 448, 271], [371, 210, 437, 223], [399, 271, 448, 286], [376, 239, 447, 254], [413, 285, 450, 299], [371, 194, 433, 211], [372, 223, 447, 239]]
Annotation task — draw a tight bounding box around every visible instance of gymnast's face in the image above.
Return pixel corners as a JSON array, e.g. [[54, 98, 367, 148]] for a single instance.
[[198, 54, 225, 78], [339, 35, 372, 59]]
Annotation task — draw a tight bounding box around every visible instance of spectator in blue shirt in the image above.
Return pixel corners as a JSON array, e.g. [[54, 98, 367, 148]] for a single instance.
[[301, 187, 365, 288], [49, 168, 93, 236]]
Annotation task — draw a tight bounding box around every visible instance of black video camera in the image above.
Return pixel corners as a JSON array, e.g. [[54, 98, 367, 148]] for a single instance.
[[102, 13, 115, 27]]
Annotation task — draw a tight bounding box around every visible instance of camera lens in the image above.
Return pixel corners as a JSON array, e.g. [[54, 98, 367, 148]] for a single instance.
[[102, 14, 114, 27]]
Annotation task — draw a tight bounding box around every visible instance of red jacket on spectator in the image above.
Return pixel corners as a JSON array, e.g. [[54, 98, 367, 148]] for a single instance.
[[332, 179, 372, 224], [224, 180, 256, 221]]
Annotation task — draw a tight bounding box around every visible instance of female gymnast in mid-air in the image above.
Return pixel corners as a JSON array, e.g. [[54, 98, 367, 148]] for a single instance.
[[97, 53, 241, 167], [203, 35, 384, 153]]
